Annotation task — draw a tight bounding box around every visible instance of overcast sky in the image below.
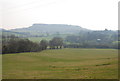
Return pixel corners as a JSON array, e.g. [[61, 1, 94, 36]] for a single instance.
[[1, 0, 119, 30]]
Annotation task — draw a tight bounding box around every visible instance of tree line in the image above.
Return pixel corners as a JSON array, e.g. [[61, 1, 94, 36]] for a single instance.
[[2, 30, 120, 54], [64, 30, 119, 49], [2, 35, 63, 54]]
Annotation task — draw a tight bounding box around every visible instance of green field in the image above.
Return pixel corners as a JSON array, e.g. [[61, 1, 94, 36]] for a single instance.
[[28, 37, 52, 42], [2, 48, 118, 79], [28, 34, 70, 42]]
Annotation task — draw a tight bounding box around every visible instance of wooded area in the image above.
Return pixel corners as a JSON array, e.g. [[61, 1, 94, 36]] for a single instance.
[[2, 35, 63, 54], [2, 30, 120, 54]]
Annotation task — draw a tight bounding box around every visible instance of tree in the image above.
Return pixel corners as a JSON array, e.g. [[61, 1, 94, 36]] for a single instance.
[[49, 40, 55, 49], [40, 40, 48, 50], [49, 37, 63, 49], [2, 35, 41, 54]]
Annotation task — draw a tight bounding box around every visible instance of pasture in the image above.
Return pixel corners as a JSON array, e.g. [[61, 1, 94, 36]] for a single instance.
[[2, 48, 118, 79], [28, 37, 52, 42]]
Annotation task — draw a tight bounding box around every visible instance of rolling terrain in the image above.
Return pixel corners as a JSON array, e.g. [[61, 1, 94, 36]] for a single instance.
[[1, 24, 90, 39], [10, 24, 89, 35], [3, 48, 118, 79]]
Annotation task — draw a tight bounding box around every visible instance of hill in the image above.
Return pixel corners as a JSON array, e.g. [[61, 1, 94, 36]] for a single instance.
[[1, 29, 30, 37], [10, 24, 90, 36]]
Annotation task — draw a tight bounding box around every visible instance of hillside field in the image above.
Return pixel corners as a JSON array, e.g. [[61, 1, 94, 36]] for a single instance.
[[2, 48, 118, 79], [27, 34, 69, 42]]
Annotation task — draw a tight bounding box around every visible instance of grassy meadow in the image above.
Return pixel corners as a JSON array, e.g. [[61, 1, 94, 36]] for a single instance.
[[28, 37, 52, 43], [28, 34, 69, 42], [2, 48, 118, 79]]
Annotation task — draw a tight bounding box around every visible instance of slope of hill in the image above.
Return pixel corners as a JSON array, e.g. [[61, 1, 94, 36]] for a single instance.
[[1, 29, 30, 37], [10, 24, 90, 35]]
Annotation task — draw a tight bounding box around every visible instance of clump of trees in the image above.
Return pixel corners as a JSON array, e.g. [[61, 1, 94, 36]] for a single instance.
[[2, 35, 63, 54], [49, 37, 63, 49], [64, 30, 119, 49], [40, 40, 48, 50], [2, 35, 40, 54]]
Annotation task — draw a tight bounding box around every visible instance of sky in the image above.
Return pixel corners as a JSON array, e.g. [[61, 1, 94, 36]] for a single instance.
[[1, 0, 119, 30]]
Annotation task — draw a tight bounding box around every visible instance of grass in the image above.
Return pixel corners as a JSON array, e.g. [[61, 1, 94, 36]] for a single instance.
[[28, 34, 70, 42], [28, 37, 52, 42], [2, 48, 118, 79], [0, 54, 2, 79]]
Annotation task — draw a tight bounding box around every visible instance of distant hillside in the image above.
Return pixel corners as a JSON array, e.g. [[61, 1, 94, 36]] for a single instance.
[[10, 24, 90, 36], [1, 29, 30, 37]]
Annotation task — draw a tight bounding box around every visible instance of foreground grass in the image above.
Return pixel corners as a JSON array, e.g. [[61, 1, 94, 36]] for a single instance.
[[0, 54, 2, 79], [2, 48, 118, 79]]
